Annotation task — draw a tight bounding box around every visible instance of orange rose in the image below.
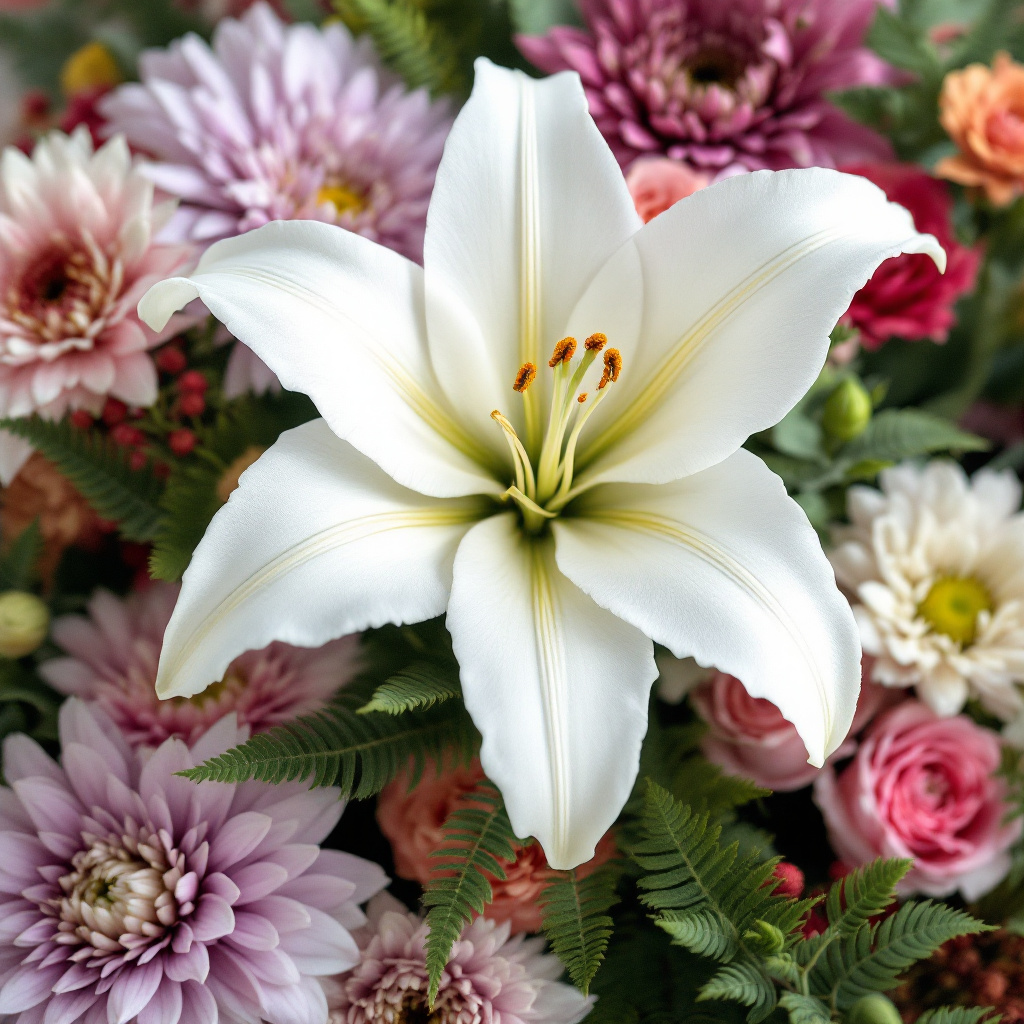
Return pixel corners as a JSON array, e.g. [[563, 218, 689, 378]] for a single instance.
[[937, 52, 1024, 206], [377, 759, 616, 933]]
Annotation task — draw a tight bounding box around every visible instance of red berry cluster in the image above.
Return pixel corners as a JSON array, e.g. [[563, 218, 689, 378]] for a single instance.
[[68, 343, 210, 468]]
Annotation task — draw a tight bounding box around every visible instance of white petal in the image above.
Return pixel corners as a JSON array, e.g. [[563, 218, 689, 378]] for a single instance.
[[156, 420, 484, 699], [424, 59, 642, 450], [139, 220, 502, 499], [573, 168, 945, 487], [447, 512, 657, 869], [553, 449, 861, 766], [0, 431, 32, 486]]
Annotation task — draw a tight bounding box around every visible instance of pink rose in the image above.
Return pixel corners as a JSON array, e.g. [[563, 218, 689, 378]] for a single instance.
[[691, 667, 895, 792], [625, 157, 709, 224], [840, 163, 982, 350], [814, 701, 1019, 899]]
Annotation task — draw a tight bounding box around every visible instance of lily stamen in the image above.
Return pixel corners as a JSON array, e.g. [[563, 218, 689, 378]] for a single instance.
[[491, 409, 535, 497], [513, 362, 537, 392]]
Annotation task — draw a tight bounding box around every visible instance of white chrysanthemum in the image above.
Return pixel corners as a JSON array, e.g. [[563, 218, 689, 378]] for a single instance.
[[830, 460, 1024, 718]]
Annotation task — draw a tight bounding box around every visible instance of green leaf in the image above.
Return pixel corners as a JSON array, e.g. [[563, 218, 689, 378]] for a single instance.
[[657, 907, 737, 961], [507, 0, 583, 34], [357, 661, 461, 715], [1, 417, 163, 542], [809, 900, 993, 1009], [698, 961, 777, 1024], [771, 410, 827, 464], [179, 687, 479, 795], [778, 993, 832, 1024], [915, 1008, 996, 1024], [423, 781, 517, 1004], [333, 0, 463, 95], [825, 859, 912, 936], [539, 867, 619, 995], [0, 521, 42, 592], [841, 409, 988, 464], [866, 5, 939, 75]]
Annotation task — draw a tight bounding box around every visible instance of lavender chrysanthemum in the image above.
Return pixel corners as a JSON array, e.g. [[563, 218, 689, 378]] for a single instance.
[[325, 902, 593, 1024], [39, 583, 359, 748], [100, 2, 452, 263], [0, 700, 387, 1024], [518, 0, 898, 177]]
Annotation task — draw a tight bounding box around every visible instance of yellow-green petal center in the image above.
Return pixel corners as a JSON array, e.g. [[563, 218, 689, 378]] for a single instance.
[[918, 576, 993, 646]]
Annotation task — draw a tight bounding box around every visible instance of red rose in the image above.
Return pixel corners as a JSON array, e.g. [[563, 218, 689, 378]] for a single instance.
[[840, 163, 981, 350]]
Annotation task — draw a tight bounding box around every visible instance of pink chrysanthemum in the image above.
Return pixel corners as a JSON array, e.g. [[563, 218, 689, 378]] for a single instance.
[[518, 0, 897, 177], [100, 3, 452, 263], [0, 700, 388, 1024], [0, 129, 193, 481], [325, 903, 593, 1024], [39, 582, 359, 748]]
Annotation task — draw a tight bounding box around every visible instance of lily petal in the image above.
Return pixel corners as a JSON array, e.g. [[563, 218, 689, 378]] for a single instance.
[[573, 168, 945, 488], [553, 449, 861, 766], [424, 59, 642, 451], [138, 220, 503, 499], [447, 512, 657, 869], [156, 420, 485, 699]]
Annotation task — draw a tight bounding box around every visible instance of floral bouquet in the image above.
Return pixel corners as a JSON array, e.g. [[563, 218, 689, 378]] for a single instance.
[[0, 0, 1024, 1021]]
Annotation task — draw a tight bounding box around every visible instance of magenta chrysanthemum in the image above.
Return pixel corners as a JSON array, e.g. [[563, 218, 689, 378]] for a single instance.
[[0, 700, 388, 1024], [0, 129, 193, 480], [518, 0, 898, 176], [326, 905, 593, 1024], [100, 2, 452, 263], [39, 583, 359, 748]]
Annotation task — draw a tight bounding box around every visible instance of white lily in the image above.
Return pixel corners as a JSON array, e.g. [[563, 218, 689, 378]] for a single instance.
[[139, 59, 944, 870]]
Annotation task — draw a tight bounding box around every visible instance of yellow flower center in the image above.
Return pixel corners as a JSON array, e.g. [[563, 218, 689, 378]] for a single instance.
[[316, 183, 365, 217], [491, 333, 622, 531], [918, 576, 993, 647]]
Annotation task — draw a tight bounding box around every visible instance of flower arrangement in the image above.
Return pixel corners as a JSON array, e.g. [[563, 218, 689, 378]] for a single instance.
[[0, 0, 1024, 1022]]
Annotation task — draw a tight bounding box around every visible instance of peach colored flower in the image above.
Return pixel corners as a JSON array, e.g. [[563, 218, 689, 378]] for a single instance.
[[377, 760, 616, 933], [0, 452, 102, 583], [937, 53, 1024, 206], [625, 157, 709, 223]]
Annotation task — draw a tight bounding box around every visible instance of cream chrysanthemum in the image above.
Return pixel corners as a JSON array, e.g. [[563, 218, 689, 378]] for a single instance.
[[830, 460, 1024, 719]]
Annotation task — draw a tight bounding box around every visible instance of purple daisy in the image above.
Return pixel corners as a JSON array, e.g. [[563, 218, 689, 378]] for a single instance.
[[38, 583, 359, 749], [324, 899, 593, 1024], [0, 700, 388, 1024], [518, 0, 898, 177], [99, 2, 452, 263]]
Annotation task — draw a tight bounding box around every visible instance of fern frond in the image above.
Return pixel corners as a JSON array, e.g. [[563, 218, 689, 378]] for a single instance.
[[423, 781, 517, 1004], [358, 661, 461, 715], [810, 900, 993, 1010], [633, 781, 812, 949], [915, 1008, 995, 1024], [334, 0, 462, 95], [2, 417, 162, 541], [0, 520, 41, 591], [539, 866, 618, 994], [698, 961, 776, 1024], [656, 906, 737, 961], [778, 992, 831, 1024], [179, 691, 479, 795], [825, 859, 912, 935]]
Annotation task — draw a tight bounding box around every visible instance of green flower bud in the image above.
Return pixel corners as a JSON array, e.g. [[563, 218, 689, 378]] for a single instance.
[[822, 378, 873, 443], [0, 591, 49, 658], [847, 994, 903, 1024]]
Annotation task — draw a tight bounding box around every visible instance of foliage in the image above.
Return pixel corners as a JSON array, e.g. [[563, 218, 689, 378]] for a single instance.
[[0, 521, 42, 593], [0, 657, 61, 748], [0, 417, 164, 542], [357, 660, 462, 714], [149, 392, 315, 581], [422, 781, 518, 1003], [539, 866, 619, 994]]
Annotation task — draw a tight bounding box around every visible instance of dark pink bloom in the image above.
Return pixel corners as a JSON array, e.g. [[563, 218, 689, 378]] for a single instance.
[[0, 700, 388, 1024], [840, 163, 982, 349], [691, 665, 896, 791], [39, 583, 359, 748], [518, 0, 896, 176], [814, 701, 1020, 899]]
